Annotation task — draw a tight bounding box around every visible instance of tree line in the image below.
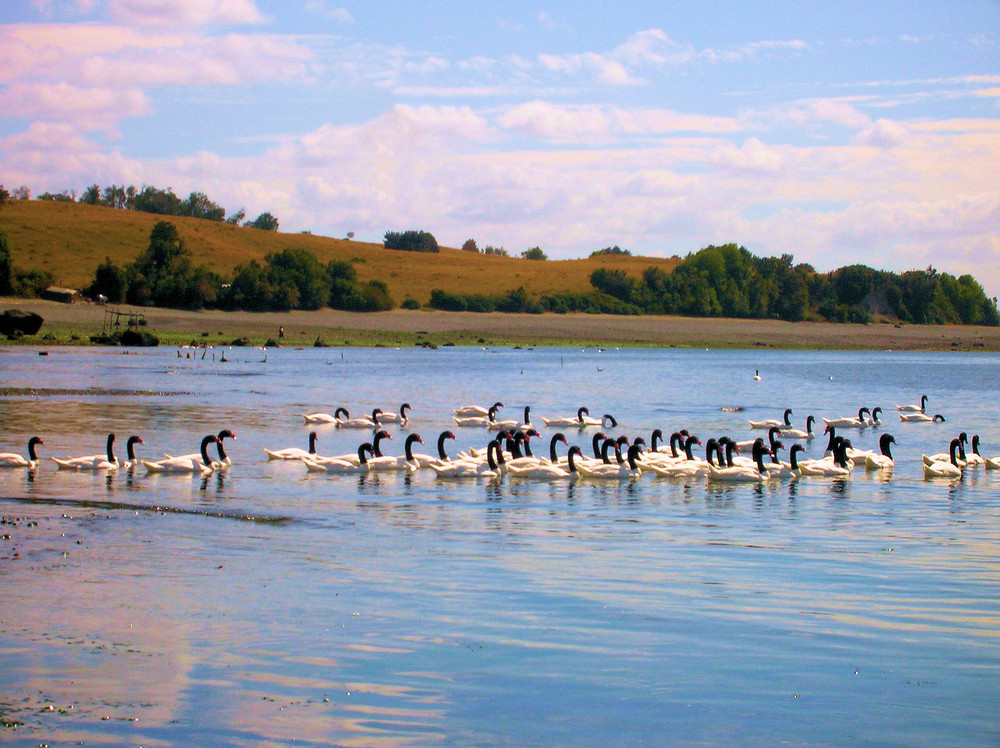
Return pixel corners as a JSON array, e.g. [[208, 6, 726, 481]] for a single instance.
[[86, 221, 393, 313], [0, 181, 279, 230]]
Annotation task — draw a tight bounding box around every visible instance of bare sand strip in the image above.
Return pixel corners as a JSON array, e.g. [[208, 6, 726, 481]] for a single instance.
[[3, 297, 1000, 350]]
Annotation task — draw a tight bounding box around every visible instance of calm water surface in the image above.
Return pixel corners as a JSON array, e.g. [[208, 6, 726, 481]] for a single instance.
[[1, 345, 999, 746]]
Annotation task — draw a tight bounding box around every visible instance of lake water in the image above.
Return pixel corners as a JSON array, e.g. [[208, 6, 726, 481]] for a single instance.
[[2, 345, 999, 747]]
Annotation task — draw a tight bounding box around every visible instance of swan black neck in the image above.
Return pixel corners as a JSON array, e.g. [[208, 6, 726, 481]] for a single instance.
[[879, 433, 895, 459], [705, 438, 718, 466], [308, 432, 318, 455], [683, 436, 698, 461], [357, 443, 373, 465], [27, 436, 43, 461], [437, 431, 454, 460], [200, 435, 218, 466], [373, 430, 390, 457], [404, 433, 422, 461], [105, 433, 116, 462], [126, 436, 142, 461], [783, 408, 793, 426], [549, 433, 566, 463]]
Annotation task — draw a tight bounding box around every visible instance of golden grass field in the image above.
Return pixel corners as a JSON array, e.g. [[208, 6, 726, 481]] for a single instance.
[[0, 200, 681, 304], [3, 201, 1000, 350]]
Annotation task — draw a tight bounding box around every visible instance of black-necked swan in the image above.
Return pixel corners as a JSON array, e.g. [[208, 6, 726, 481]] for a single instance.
[[964, 435, 986, 468], [864, 433, 896, 471], [541, 407, 591, 428], [749, 408, 793, 430], [922, 432, 967, 467], [165, 429, 235, 469], [454, 402, 502, 428], [0, 436, 44, 469], [265, 431, 319, 461], [573, 443, 643, 479], [708, 439, 772, 482], [368, 433, 426, 472], [453, 401, 503, 418], [922, 438, 964, 478], [823, 407, 870, 429], [337, 408, 383, 429], [302, 406, 349, 425], [897, 394, 928, 413], [900, 412, 946, 423], [122, 435, 144, 468], [432, 440, 503, 478], [779, 415, 816, 440], [408, 430, 457, 468], [489, 405, 531, 432], [143, 435, 218, 474], [868, 407, 883, 427], [794, 437, 852, 477], [52, 432, 119, 471], [376, 403, 411, 426], [304, 442, 374, 474]]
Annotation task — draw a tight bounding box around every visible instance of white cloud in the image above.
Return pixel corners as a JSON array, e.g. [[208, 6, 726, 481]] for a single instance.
[[304, 1, 353, 23], [0, 82, 149, 132], [853, 119, 909, 148], [712, 138, 787, 175], [108, 0, 267, 26]]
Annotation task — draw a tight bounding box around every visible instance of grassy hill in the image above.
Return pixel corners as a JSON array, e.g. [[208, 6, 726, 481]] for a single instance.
[[0, 200, 681, 305]]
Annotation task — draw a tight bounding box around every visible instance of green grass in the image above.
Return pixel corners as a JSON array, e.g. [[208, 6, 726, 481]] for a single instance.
[[1, 200, 681, 305]]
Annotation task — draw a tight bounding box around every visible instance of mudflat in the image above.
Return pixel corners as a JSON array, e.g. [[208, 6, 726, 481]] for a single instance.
[[3, 297, 1000, 350]]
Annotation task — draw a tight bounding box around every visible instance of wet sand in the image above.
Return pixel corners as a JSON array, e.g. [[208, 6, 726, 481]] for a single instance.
[[3, 297, 1000, 350]]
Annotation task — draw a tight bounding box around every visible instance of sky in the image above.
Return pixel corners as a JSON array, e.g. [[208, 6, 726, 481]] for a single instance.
[[2, 0, 999, 296]]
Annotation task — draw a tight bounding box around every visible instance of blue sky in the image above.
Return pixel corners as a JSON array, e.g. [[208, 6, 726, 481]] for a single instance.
[[2, 0, 999, 295]]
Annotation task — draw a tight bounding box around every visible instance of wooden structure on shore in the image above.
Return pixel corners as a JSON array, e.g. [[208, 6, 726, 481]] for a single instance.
[[101, 307, 147, 336]]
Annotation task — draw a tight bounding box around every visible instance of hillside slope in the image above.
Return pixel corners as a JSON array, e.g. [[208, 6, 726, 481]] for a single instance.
[[0, 201, 681, 305]]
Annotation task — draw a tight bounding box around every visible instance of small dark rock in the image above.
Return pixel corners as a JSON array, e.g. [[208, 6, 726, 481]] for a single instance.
[[0, 309, 44, 337]]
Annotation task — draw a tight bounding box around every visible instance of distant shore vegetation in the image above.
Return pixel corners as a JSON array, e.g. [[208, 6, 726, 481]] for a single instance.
[[0, 182, 997, 326]]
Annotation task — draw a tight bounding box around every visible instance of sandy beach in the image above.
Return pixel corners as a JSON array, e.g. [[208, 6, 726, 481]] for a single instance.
[[3, 297, 1000, 350]]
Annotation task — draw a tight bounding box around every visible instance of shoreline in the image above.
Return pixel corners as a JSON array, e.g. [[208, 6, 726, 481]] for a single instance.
[[3, 297, 1000, 351]]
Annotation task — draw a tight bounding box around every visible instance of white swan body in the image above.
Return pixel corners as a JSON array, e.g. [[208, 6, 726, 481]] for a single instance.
[[900, 413, 945, 423], [823, 408, 871, 429], [376, 403, 411, 426], [408, 431, 457, 468], [793, 438, 852, 477], [573, 444, 643, 480], [453, 402, 503, 419], [454, 403, 503, 428], [0, 437, 44, 469], [367, 434, 424, 472], [897, 394, 928, 413], [265, 431, 318, 461], [922, 439, 964, 479], [778, 415, 816, 440], [709, 440, 773, 482], [304, 443, 374, 474], [749, 409, 793, 430], [337, 408, 382, 429], [431, 442, 502, 478], [864, 433, 896, 472], [143, 435, 218, 474], [541, 407, 590, 428], [301, 407, 348, 425], [52, 433, 119, 471], [165, 429, 234, 469]]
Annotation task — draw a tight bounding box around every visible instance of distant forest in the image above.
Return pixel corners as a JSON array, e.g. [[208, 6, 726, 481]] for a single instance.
[[1, 182, 997, 325]]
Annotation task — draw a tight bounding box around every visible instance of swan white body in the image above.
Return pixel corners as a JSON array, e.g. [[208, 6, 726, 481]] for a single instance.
[[0, 437, 43, 469], [143, 435, 218, 474], [823, 408, 870, 429], [301, 407, 348, 425], [375, 403, 411, 425], [304, 443, 374, 474], [265, 432, 318, 461], [864, 434, 896, 472], [900, 413, 945, 423], [897, 395, 928, 413], [748, 409, 793, 430], [52, 433, 119, 471], [453, 402, 502, 418]]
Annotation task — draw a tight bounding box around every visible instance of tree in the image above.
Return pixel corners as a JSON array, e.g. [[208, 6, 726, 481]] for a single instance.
[[0, 185, 9, 209], [384, 230, 438, 253], [462, 238, 478, 252], [132, 185, 181, 214], [80, 184, 102, 205], [521, 247, 547, 260], [483, 245, 508, 257], [246, 212, 279, 231], [12, 185, 31, 200], [226, 208, 246, 225], [87, 257, 127, 302], [181, 191, 226, 221], [590, 245, 631, 257]]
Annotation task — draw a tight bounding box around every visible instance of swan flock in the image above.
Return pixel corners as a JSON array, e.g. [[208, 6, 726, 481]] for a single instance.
[[4, 393, 993, 484]]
